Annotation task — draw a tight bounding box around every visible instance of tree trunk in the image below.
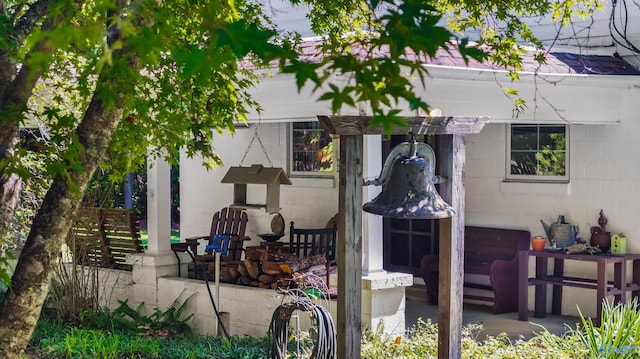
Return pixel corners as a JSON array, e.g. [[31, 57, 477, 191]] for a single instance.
[[0, 172, 22, 244], [0, 23, 137, 359]]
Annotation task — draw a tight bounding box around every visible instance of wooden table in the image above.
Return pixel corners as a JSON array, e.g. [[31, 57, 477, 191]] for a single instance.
[[518, 250, 640, 322]]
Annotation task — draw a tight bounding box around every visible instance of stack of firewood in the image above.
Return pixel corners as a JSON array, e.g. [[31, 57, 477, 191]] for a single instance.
[[213, 244, 327, 289]]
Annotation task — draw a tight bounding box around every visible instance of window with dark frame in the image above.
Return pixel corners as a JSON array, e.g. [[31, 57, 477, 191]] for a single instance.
[[290, 121, 333, 174], [508, 124, 567, 181]]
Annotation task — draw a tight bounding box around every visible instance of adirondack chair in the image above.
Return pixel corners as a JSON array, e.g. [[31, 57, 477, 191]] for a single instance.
[[171, 207, 250, 278]]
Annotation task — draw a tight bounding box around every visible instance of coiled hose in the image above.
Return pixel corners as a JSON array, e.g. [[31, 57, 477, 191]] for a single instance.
[[268, 297, 336, 359]]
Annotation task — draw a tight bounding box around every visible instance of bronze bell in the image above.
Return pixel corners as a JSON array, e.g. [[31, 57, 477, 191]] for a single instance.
[[363, 137, 455, 219]]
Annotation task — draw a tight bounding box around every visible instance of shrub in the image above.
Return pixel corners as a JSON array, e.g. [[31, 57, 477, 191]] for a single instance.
[[576, 298, 640, 359]]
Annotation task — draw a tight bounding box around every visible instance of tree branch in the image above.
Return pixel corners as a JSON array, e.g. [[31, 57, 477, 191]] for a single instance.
[[12, 0, 55, 45]]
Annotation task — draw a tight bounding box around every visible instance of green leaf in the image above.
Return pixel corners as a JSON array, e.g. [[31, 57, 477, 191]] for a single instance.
[[213, 20, 282, 61]]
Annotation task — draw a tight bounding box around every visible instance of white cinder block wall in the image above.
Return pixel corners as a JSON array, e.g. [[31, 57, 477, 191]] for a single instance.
[[179, 73, 640, 319], [180, 122, 338, 255], [466, 117, 640, 317]]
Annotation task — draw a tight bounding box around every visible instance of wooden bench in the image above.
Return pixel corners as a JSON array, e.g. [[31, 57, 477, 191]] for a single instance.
[[420, 226, 530, 314], [68, 207, 143, 270]]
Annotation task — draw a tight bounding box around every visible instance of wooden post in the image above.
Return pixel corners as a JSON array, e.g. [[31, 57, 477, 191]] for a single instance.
[[337, 134, 363, 359], [316, 115, 486, 359], [437, 134, 465, 359]]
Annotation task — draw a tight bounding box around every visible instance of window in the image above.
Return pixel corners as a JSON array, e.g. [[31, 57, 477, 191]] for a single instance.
[[507, 124, 568, 182], [290, 121, 333, 175]]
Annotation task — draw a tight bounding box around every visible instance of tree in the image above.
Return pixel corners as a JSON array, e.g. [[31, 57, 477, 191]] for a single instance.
[[0, 0, 600, 356]]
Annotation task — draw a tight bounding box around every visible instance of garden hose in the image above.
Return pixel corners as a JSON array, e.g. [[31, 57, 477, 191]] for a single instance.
[[268, 297, 336, 359]]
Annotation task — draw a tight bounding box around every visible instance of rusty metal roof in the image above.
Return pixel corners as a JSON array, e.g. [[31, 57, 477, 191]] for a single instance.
[[242, 39, 640, 75]]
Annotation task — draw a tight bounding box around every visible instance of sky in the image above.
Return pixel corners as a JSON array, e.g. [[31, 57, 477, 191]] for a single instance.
[[260, 0, 314, 37]]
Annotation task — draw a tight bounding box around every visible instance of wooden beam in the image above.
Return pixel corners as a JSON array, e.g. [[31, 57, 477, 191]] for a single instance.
[[437, 134, 466, 359], [337, 135, 363, 359], [317, 115, 488, 136]]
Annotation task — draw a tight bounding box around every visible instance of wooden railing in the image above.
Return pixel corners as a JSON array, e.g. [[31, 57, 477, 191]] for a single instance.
[[67, 207, 143, 270]]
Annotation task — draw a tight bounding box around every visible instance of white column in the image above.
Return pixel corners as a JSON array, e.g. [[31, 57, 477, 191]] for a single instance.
[[362, 134, 385, 275], [146, 155, 172, 254]]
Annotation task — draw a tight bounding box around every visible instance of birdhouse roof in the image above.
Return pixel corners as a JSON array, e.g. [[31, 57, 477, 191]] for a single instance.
[[221, 164, 292, 185]]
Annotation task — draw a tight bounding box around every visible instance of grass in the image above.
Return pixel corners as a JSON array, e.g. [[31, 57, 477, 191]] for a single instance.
[[30, 316, 271, 359], [29, 315, 593, 359], [139, 229, 182, 246], [29, 289, 640, 358]]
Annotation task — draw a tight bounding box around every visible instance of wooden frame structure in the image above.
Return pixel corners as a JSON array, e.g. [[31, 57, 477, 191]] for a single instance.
[[317, 115, 488, 359]]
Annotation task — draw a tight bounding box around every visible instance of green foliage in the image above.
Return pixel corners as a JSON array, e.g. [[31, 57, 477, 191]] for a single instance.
[[30, 314, 272, 359], [536, 132, 566, 176], [0, 250, 14, 294], [80, 296, 195, 337], [361, 318, 588, 358], [0, 0, 605, 205], [47, 259, 100, 325], [29, 315, 599, 359], [576, 298, 640, 359]]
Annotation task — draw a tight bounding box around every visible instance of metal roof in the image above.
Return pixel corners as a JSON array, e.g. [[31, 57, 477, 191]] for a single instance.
[[241, 39, 640, 75]]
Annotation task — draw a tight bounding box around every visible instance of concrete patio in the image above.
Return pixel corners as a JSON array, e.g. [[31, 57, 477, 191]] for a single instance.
[[405, 285, 582, 341]]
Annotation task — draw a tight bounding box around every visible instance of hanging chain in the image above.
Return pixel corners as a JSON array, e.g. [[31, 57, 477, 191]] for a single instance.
[[239, 118, 273, 167]]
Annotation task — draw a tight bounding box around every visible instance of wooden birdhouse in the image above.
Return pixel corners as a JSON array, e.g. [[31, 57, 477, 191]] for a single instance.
[[221, 164, 292, 212]]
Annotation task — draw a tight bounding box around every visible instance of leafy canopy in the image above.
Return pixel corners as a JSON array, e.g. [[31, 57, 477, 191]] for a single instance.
[[4, 0, 601, 179]]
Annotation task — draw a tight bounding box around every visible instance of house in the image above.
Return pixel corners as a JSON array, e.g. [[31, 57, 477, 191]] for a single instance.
[[128, 1, 640, 337]]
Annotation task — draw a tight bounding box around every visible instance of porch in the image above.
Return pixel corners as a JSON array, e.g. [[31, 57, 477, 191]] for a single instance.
[[73, 256, 579, 341], [405, 286, 580, 341]]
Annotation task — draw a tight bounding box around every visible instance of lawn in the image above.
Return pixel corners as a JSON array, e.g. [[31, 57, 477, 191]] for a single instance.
[[29, 298, 640, 358], [138, 229, 182, 246], [27, 314, 590, 359]]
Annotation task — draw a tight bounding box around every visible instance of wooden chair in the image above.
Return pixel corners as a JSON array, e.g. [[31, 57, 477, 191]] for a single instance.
[[288, 218, 338, 296], [172, 207, 250, 278]]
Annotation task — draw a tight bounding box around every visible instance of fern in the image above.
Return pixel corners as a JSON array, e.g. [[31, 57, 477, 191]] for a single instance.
[[79, 294, 194, 336]]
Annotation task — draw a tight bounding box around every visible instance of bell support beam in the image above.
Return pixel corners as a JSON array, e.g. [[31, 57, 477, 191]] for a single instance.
[[318, 115, 485, 359], [437, 134, 465, 359], [317, 115, 487, 136], [338, 134, 363, 358]]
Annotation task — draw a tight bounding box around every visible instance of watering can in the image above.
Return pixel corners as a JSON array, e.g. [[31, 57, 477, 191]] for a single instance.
[[611, 233, 627, 255], [541, 215, 578, 249]]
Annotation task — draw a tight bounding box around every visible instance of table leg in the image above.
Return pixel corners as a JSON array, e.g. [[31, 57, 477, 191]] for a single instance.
[[518, 251, 529, 321], [614, 261, 625, 304], [534, 256, 548, 318], [552, 258, 564, 315], [596, 260, 607, 323], [633, 259, 640, 300]]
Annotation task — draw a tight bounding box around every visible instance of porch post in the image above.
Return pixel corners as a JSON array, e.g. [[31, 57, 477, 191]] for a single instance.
[[146, 155, 172, 254], [338, 134, 363, 359], [437, 134, 465, 359], [362, 134, 384, 275], [127, 155, 178, 314]]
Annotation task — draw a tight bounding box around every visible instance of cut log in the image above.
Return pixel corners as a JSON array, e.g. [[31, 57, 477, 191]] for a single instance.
[[258, 273, 277, 284], [245, 246, 272, 261], [262, 261, 285, 276], [245, 259, 261, 279], [220, 264, 239, 283], [237, 262, 248, 277]]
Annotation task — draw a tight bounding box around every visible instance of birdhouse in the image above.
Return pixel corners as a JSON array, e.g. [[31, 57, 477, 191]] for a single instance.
[[221, 164, 292, 212]]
